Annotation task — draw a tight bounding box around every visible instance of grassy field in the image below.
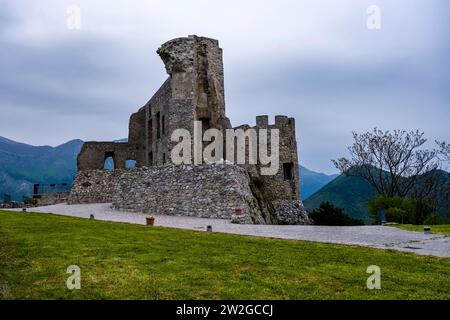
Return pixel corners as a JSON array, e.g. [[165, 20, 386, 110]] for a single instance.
[[392, 224, 450, 237], [0, 210, 449, 300]]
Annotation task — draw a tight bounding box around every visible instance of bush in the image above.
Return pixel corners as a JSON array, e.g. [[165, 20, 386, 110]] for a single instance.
[[368, 195, 436, 225], [309, 202, 364, 226]]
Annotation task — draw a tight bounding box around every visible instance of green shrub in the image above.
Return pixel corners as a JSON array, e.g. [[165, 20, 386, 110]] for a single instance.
[[368, 195, 436, 225], [309, 202, 364, 226]]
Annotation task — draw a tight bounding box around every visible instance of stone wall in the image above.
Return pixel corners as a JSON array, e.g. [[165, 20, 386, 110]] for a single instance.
[[69, 163, 310, 225], [272, 200, 309, 225], [68, 169, 124, 204], [77, 142, 139, 171], [32, 192, 70, 207], [234, 115, 301, 203], [112, 164, 257, 223]]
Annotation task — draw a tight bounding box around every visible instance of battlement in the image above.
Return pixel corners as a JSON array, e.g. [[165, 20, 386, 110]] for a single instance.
[[255, 115, 296, 131]]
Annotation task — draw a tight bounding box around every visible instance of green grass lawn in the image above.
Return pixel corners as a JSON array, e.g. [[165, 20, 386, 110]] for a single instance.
[[0, 210, 449, 300], [392, 224, 450, 237]]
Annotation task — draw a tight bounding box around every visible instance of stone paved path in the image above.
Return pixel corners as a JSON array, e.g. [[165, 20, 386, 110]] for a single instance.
[[4, 203, 449, 258]]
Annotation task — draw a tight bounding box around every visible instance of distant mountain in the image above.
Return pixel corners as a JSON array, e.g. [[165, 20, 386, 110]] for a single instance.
[[0, 136, 83, 201], [299, 166, 338, 199], [304, 169, 450, 224]]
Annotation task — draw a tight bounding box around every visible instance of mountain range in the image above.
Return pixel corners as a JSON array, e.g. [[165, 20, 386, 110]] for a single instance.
[[299, 166, 338, 199]]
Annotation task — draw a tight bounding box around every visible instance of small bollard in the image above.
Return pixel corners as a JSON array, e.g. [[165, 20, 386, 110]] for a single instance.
[[206, 225, 213, 232], [90, 214, 95, 220], [424, 226, 431, 235]]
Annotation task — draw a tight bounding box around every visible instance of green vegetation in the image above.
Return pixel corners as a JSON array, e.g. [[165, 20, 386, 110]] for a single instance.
[[309, 202, 364, 226], [392, 224, 450, 237], [1, 210, 449, 300], [368, 195, 442, 225], [304, 170, 449, 225]]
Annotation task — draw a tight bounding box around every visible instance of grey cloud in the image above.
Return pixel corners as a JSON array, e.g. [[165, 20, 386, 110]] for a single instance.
[[0, 0, 449, 174]]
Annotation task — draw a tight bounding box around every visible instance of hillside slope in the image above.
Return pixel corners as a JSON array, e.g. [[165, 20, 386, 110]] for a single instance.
[[0, 137, 83, 200], [299, 166, 338, 199], [304, 175, 378, 223]]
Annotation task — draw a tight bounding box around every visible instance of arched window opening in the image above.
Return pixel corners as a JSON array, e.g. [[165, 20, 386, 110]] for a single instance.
[[104, 152, 116, 170], [126, 160, 136, 168]]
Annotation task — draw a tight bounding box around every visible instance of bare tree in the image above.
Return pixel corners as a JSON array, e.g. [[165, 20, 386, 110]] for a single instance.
[[437, 141, 450, 162], [332, 128, 441, 198]]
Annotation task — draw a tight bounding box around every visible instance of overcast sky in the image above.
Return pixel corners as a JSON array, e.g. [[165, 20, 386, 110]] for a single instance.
[[0, 0, 449, 174]]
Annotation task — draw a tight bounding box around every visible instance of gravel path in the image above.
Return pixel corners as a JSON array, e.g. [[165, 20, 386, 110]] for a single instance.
[[5, 203, 450, 258]]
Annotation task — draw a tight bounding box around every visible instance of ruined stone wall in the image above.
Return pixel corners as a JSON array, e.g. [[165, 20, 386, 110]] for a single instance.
[[77, 142, 139, 171], [157, 36, 231, 161], [272, 200, 308, 225], [69, 164, 309, 225], [258, 115, 300, 201], [24, 192, 70, 207], [128, 108, 146, 166], [68, 169, 124, 204], [122, 35, 232, 170], [233, 115, 301, 202], [112, 164, 257, 223], [142, 78, 173, 167]]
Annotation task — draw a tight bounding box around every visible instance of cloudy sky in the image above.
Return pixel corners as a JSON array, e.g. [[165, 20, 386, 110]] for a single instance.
[[0, 0, 449, 174]]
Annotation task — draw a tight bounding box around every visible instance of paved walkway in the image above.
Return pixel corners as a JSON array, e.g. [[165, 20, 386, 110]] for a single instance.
[[5, 203, 450, 258]]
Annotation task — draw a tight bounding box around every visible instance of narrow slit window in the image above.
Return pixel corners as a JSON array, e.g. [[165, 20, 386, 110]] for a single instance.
[[156, 112, 161, 139], [162, 115, 165, 135], [283, 163, 294, 180], [148, 118, 153, 141]]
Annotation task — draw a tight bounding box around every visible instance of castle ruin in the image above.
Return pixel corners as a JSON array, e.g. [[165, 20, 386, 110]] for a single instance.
[[69, 35, 309, 225]]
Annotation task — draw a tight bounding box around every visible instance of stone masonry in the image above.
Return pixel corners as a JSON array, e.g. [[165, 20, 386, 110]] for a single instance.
[[69, 163, 310, 225], [70, 35, 310, 225]]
